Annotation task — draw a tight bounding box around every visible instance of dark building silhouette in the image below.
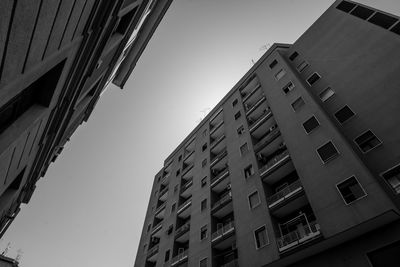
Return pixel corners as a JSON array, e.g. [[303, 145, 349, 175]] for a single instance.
[[134, 1, 400, 266], [0, 0, 172, 238]]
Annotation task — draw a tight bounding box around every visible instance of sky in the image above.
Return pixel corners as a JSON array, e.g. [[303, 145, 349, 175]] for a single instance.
[[2, 0, 400, 266]]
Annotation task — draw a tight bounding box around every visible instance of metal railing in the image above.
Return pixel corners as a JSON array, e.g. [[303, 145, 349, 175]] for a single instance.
[[181, 179, 193, 192], [152, 221, 162, 232], [183, 149, 194, 161], [245, 95, 266, 114], [159, 186, 168, 197], [242, 83, 261, 102], [175, 222, 190, 237], [211, 221, 235, 241], [161, 172, 170, 184], [171, 250, 188, 266], [177, 198, 192, 213], [249, 109, 271, 130], [267, 180, 302, 206], [147, 244, 159, 258], [259, 150, 290, 176], [253, 127, 280, 152], [182, 163, 194, 177], [221, 259, 239, 267], [276, 221, 320, 251], [212, 192, 232, 211], [210, 149, 227, 165], [155, 202, 166, 214], [210, 120, 224, 133], [211, 134, 226, 149], [210, 168, 229, 186]]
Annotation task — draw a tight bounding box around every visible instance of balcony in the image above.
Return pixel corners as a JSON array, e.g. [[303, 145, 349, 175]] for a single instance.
[[211, 149, 228, 167], [177, 198, 192, 218], [267, 180, 304, 209], [211, 168, 229, 191], [249, 109, 272, 133], [242, 83, 261, 102], [182, 164, 194, 180], [245, 96, 266, 116], [146, 244, 159, 261], [259, 149, 291, 179], [212, 222, 235, 249], [171, 250, 189, 266], [161, 172, 170, 185], [210, 120, 224, 136], [155, 202, 166, 219], [152, 221, 162, 235], [253, 126, 280, 153], [221, 259, 239, 267], [211, 134, 226, 150], [175, 222, 190, 242], [180, 179, 193, 198], [212, 192, 233, 218], [159, 187, 169, 201], [277, 221, 321, 253], [183, 150, 195, 163]]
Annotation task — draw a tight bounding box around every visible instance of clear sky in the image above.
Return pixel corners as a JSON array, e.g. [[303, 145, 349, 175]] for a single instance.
[[2, 0, 400, 266]]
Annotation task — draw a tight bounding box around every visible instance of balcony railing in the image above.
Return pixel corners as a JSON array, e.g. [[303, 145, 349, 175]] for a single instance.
[[159, 187, 168, 197], [241, 83, 261, 102], [245, 96, 266, 115], [211, 168, 229, 187], [211, 221, 235, 242], [276, 221, 321, 252], [182, 163, 194, 176], [152, 221, 162, 233], [183, 150, 194, 161], [249, 109, 272, 132], [259, 149, 290, 176], [267, 180, 303, 207], [221, 259, 239, 267], [253, 126, 280, 152], [212, 192, 232, 211], [161, 172, 170, 184], [211, 134, 225, 149], [175, 222, 190, 238], [155, 202, 166, 214], [210, 120, 224, 133], [181, 179, 193, 192], [177, 198, 192, 213], [171, 250, 189, 266], [147, 244, 159, 258], [210, 149, 227, 166]]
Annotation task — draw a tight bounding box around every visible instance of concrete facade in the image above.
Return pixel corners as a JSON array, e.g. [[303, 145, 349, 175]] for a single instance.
[[0, 0, 173, 238], [134, 1, 400, 266]]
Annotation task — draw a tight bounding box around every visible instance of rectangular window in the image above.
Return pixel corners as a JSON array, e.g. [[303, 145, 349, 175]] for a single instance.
[[297, 61, 309, 72], [382, 165, 400, 194], [200, 225, 208, 240], [334, 105, 355, 124], [178, 155, 182, 161], [317, 141, 339, 163], [244, 164, 254, 178], [248, 191, 261, 209], [201, 199, 207, 211], [202, 129, 207, 137], [232, 99, 238, 107], [202, 158, 207, 168], [254, 225, 269, 249], [303, 116, 320, 134], [275, 69, 286, 80], [336, 1, 356, 13], [269, 60, 278, 69], [289, 51, 299, 61], [237, 125, 245, 136], [368, 12, 398, 29], [171, 203, 176, 212], [307, 72, 321, 86], [165, 250, 170, 262], [291, 97, 305, 111], [282, 82, 295, 94], [234, 111, 241, 120], [167, 225, 173, 235], [174, 185, 178, 193], [202, 143, 207, 151], [147, 224, 151, 232], [240, 143, 249, 156], [354, 130, 382, 153], [201, 177, 207, 187], [319, 87, 335, 102], [350, 5, 374, 20], [115, 9, 135, 34], [176, 169, 180, 176], [200, 258, 207, 267], [336, 176, 366, 204]]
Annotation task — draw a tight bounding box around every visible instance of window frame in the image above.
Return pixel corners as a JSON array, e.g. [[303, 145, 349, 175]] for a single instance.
[[319, 87, 335, 102], [353, 129, 382, 153], [237, 125, 245, 136], [316, 140, 340, 164], [275, 69, 287, 80], [248, 190, 261, 210], [282, 81, 295, 94], [380, 163, 400, 195], [335, 175, 367, 205], [334, 105, 356, 124], [306, 72, 321, 86], [291, 97, 305, 112], [254, 225, 270, 249], [234, 111, 241, 120], [240, 142, 249, 156], [244, 164, 254, 179], [201, 198, 207, 212], [302, 115, 320, 135], [232, 99, 238, 107], [199, 257, 207, 267], [200, 224, 208, 240], [297, 60, 309, 72]]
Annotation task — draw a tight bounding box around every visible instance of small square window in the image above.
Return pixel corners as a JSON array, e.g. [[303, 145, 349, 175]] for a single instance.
[[354, 130, 382, 153], [269, 60, 278, 69], [248, 191, 261, 209], [307, 72, 321, 86], [200, 225, 208, 240], [336, 1, 356, 13], [317, 141, 339, 163], [147, 224, 151, 232], [336, 176, 366, 204], [202, 158, 207, 168], [171, 203, 176, 212], [178, 155, 182, 161], [382, 165, 400, 194], [240, 143, 249, 156], [254, 225, 269, 249], [167, 225, 173, 235], [289, 51, 299, 61], [319, 87, 335, 102], [282, 81, 295, 94], [232, 99, 238, 107], [351, 5, 374, 20], [201, 177, 207, 187], [201, 199, 207, 211], [202, 129, 207, 137], [303, 116, 320, 134], [176, 169, 180, 176], [202, 143, 208, 151], [275, 69, 286, 80], [291, 97, 305, 111], [244, 164, 254, 179], [237, 125, 245, 136], [234, 111, 241, 120], [165, 249, 170, 262], [200, 258, 207, 267], [297, 61, 309, 72], [174, 185, 178, 193], [335, 105, 355, 124]]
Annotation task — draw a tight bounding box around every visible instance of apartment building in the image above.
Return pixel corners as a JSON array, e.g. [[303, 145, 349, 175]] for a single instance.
[[0, 0, 172, 238], [134, 1, 400, 266]]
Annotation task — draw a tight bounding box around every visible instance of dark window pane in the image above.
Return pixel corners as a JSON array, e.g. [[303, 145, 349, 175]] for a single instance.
[[335, 105, 355, 123], [307, 73, 321, 86], [289, 51, 299, 61], [303, 116, 320, 134], [337, 176, 366, 204], [351, 6, 374, 20], [369, 12, 398, 29], [269, 60, 278, 69], [336, 1, 356, 13], [317, 141, 339, 163]]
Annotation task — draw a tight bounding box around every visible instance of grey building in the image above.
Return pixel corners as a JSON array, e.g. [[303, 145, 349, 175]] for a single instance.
[[134, 1, 400, 266]]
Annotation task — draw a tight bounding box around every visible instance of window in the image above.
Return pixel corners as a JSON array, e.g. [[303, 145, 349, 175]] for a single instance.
[[176, 169, 180, 176], [275, 69, 286, 80], [174, 185, 178, 193], [232, 99, 238, 107], [336, 176, 366, 204], [199, 258, 207, 267], [165, 250, 170, 262], [167, 225, 173, 235], [391, 22, 400, 35], [200, 225, 208, 240], [302, 116, 320, 134], [297, 61, 309, 72], [202, 143, 207, 151], [244, 164, 254, 178], [350, 5, 374, 20], [202, 158, 207, 168], [147, 224, 151, 232], [254, 226, 269, 249], [201, 177, 207, 187], [115, 9, 135, 34], [248, 191, 261, 209], [201, 199, 207, 211], [369, 12, 398, 29], [240, 143, 249, 156], [317, 141, 339, 163], [269, 60, 278, 69], [178, 155, 182, 161], [171, 203, 176, 212], [382, 165, 400, 194], [334, 105, 355, 124], [234, 111, 241, 120], [307, 72, 321, 86], [319, 87, 335, 102], [354, 130, 382, 153], [237, 125, 245, 136], [289, 51, 299, 61], [336, 1, 356, 13], [291, 97, 305, 111], [282, 82, 295, 94]]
